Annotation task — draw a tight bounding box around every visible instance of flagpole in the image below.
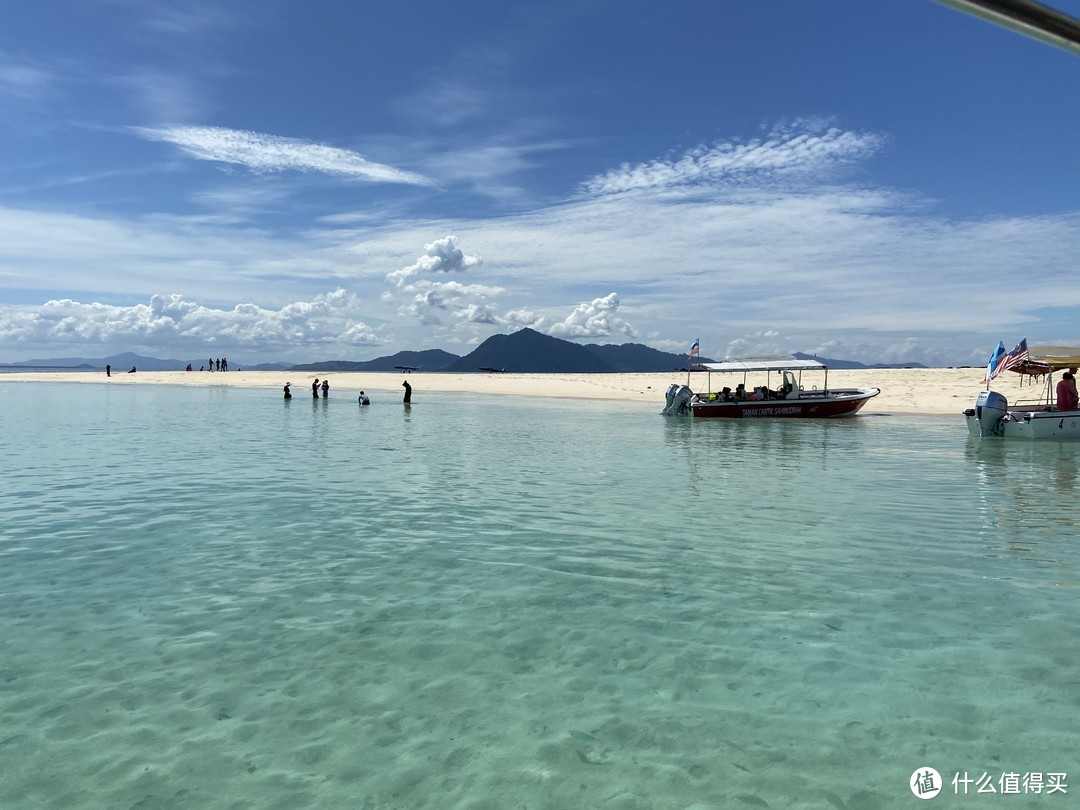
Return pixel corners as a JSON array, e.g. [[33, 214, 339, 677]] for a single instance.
[[687, 338, 700, 388]]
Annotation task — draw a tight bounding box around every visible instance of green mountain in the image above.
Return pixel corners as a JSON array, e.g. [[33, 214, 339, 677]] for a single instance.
[[442, 330, 669, 373], [289, 349, 459, 372], [584, 341, 710, 372], [792, 352, 928, 370]]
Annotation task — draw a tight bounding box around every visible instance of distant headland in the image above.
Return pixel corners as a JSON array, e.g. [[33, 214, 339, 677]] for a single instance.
[[0, 327, 927, 374]]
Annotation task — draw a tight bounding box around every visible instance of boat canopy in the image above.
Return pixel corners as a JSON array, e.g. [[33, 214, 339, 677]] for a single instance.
[[697, 357, 827, 373], [1031, 346, 1080, 370]]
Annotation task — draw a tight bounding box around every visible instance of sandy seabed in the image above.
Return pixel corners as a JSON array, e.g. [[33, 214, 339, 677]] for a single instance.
[[1, 367, 1052, 415]]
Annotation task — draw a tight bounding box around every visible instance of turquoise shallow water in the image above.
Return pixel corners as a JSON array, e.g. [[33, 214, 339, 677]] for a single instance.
[[2, 381, 1079, 809]]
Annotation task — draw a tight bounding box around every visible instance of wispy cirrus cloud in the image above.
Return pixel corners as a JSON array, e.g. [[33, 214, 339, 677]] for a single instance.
[[0, 52, 54, 99], [581, 120, 884, 196], [133, 125, 434, 186], [101, 0, 236, 38], [118, 71, 208, 125], [394, 78, 491, 128]]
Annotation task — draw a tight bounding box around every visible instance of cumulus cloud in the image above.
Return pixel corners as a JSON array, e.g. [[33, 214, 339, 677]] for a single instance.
[[581, 120, 883, 196], [384, 236, 501, 327], [505, 309, 537, 326], [0, 290, 380, 355], [399, 280, 506, 326], [545, 292, 637, 339], [383, 239, 635, 341], [386, 235, 483, 286], [133, 125, 433, 186]]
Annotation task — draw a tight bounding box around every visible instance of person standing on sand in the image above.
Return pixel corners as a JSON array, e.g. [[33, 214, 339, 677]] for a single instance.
[[312, 378, 320, 399], [321, 379, 329, 398], [402, 379, 412, 403], [106, 364, 111, 377], [209, 357, 214, 372]]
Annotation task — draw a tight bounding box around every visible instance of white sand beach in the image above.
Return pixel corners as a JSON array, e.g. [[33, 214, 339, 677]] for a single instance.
[[0, 366, 1053, 415]]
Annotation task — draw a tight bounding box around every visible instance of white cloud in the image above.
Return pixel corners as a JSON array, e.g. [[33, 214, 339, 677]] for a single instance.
[[399, 280, 506, 326], [118, 71, 207, 125], [3, 119, 1080, 367], [458, 302, 499, 324], [0, 54, 53, 99], [581, 120, 884, 196], [134, 126, 434, 186], [505, 308, 537, 326], [546, 292, 637, 339], [394, 78, 490, 128], [386, 235, 483, 286], [138, 3, 234, 37], [0, 290, 380, 358]]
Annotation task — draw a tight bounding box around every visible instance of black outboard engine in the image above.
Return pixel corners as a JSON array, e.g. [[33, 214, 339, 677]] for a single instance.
[[662, 383, 695, 415]]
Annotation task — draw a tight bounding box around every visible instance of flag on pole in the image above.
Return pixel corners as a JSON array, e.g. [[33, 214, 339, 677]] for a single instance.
[[999, 338, 1029, 375], [689, 339, 700, 359], [981, 340, 1007, 384]]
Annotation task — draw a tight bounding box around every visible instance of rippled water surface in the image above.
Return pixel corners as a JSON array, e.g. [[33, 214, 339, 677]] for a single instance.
[[2, 381, 1079, 808]]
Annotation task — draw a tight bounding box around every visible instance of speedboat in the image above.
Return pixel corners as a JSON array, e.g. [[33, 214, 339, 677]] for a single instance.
[[965, 390, 1080, 440], [965, 343, 1080, 440], [662, 357, 880, 419]]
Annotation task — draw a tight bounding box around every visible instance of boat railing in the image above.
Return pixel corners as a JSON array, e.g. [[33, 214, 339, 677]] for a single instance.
[[1008, 396, 1053, 412]]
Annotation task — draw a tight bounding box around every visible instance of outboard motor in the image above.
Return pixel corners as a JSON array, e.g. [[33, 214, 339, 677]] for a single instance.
[[974, 390, 1009, 436], [662, 383, 695, 416]]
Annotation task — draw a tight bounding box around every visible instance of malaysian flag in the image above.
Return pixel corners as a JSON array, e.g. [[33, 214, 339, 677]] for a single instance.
[[999, 338, 1029, 374]]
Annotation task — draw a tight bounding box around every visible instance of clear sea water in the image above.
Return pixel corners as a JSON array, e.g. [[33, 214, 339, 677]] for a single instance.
[[2, 381, 1078, 809]]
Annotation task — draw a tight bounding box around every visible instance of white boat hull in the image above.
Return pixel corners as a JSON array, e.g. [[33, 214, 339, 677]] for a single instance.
[[965, 390, 1080, 440]]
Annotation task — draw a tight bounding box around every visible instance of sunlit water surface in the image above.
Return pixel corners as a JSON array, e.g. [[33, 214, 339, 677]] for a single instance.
[[2, 381, 1079, 809]]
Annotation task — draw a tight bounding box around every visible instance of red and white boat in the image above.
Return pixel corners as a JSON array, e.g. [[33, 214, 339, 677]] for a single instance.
[[662, 357, 880, 419]]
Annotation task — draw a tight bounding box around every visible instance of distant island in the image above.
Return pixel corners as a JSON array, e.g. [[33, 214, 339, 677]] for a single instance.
[[2, 328, 928, 374]]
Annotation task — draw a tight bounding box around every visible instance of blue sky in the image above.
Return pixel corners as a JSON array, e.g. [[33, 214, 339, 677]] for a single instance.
[[2, 0, 1079, 366]]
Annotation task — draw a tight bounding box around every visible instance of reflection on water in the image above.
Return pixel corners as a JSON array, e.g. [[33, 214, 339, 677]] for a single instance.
[[966, 436, 1080, 573], [966, 435, 1079, 496], [667, 413, 1080, 580]]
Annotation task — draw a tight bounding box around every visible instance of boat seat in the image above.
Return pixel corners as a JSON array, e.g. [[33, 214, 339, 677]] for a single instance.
[[782, 372, 801, 400]]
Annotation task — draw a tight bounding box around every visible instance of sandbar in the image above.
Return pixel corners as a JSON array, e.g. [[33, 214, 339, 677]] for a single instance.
[[0, 367, 1052, 415]]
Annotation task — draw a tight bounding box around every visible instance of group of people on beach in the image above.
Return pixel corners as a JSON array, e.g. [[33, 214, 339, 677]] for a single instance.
[[282, 378, 413, 405]]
